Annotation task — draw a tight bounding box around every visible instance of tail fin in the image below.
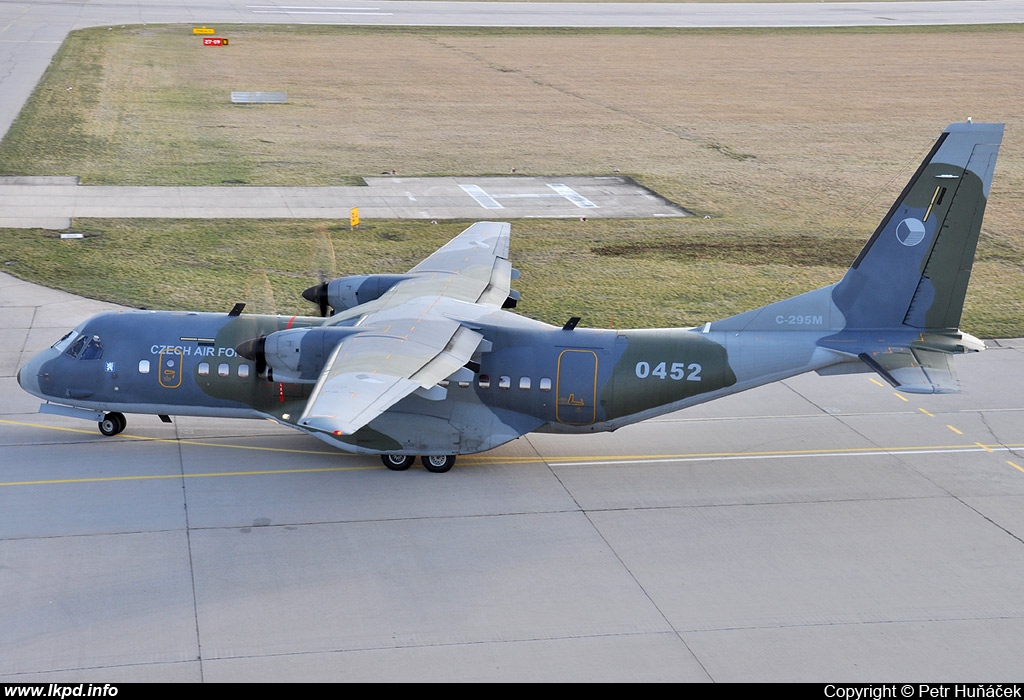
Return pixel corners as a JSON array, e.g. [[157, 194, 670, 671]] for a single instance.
[[832, 121, 1003, 331]]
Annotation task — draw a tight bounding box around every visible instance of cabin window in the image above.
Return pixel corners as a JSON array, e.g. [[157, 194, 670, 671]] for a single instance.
[[539, 377, 552, 392], [138, 360, 151, 374], [478, 374, 491, 389], [438, 379, 450, 388], [218, 363, 230, 378], [519, 377, 531, 391], [197, 362, 210, 377], [458, 380, 470, 388], [237, 364, 250, 379], [498, 375, 511, 390]]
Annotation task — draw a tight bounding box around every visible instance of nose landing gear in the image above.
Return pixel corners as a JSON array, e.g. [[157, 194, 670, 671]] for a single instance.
[[98, 412, 127, 436]]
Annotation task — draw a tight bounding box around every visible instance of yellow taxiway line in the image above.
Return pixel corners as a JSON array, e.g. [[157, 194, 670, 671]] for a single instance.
[[2, 417, 1022, 487]]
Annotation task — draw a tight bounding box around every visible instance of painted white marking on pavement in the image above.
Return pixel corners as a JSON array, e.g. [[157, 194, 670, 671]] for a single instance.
[[459, 184, 503, 210], [548, 183, 598, 208], [460, 182, 599, 210]]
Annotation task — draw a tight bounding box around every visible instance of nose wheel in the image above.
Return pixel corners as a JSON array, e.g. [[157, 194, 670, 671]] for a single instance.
[[380, 454, 456, 473], [98, 412, 127, 436]]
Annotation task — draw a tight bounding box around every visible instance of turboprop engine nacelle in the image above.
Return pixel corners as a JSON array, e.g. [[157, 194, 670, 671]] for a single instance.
[[235, 326, 360, 384], [303, 274, 413, 315]]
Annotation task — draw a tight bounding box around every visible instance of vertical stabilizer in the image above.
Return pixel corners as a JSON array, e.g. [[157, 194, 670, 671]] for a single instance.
[[832, 121, 1002, 331]]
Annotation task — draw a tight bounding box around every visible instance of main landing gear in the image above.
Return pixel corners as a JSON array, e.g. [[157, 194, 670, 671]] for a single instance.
[[380, 454, 456, 473], [98, 412, 126, 436]]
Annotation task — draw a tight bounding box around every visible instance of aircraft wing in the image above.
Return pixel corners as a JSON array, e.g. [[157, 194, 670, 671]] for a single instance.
[[297, 222, 510, 436], [401, 220, 515, 307], [858, 346, 961, 394]]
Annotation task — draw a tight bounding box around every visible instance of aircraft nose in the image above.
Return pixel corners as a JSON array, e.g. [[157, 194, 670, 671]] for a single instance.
[[17, 352, 46, 398]]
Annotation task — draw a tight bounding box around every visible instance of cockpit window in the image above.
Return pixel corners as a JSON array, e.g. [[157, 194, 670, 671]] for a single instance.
[[65, 334, 87, 358], [81, 336, 103, 360], [51, 330, 76, 352], [64, 334, 103, 360]]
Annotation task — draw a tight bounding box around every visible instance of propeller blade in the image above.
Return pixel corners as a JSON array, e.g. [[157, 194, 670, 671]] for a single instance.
[[302, 282, 330, 317], [235, 336, 267, 376]]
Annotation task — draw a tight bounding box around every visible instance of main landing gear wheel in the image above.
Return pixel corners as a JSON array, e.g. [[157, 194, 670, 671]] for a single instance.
[[98, 412, 126, 436], [422, 455, 456, 473], [381, 454, 414, 471]]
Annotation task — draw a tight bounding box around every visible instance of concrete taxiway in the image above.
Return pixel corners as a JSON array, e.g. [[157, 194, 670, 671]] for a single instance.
[[3, 0, 1024, 684], [0, 175, 688, 229], [3, 272, 1024, 681]]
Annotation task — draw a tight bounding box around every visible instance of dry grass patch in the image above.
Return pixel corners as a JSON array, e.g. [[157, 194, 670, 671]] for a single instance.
[[0, 25, 1021, 335], [5, 26, 1024, 228]]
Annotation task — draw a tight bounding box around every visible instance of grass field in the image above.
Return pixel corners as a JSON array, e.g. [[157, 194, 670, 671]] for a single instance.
[[0, 24, 1021, 335]]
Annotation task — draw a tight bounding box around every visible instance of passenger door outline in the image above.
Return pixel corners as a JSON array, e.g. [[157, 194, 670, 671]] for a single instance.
[[556, 349, 598, 425]]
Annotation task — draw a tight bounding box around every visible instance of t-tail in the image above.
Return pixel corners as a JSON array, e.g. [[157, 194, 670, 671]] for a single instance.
[[712, 121, 1003, 395]]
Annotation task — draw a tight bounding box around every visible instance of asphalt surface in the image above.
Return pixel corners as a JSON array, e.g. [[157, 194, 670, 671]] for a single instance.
[[2, 0, 1024, 683]]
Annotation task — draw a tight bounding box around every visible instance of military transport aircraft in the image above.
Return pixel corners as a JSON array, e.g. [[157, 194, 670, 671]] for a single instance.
[[17, 122, 1003, 472]]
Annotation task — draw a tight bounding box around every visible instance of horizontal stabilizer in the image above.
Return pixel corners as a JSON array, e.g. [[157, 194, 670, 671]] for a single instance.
[[858, 347, 961, 394]]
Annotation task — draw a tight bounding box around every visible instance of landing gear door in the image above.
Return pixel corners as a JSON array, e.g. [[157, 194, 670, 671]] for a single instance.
[[556, 349, 597, 425]]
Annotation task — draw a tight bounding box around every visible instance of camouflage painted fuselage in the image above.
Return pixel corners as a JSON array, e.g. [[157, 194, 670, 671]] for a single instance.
[[18, 307, 744, 455], [17, 122, 1003, 459]]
